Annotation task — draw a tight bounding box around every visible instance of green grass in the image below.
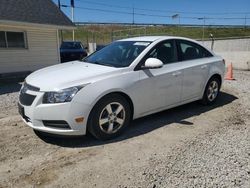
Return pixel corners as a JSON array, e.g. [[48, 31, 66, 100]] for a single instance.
[[61, 25, 250, 45]]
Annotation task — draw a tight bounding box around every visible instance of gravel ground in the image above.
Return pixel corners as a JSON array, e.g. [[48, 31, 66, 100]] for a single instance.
[[0, 83, 21, 118], [139, 71, 250, 188], [0, 71, 249, 188]]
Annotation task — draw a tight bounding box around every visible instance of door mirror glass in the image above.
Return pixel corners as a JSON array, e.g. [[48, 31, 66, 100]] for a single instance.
[[143, 58, 163, 69]]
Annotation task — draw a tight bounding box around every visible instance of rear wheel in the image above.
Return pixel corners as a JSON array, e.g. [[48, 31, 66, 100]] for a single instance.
[[201, 77, 221, 105], [88, 94, 131, 140]]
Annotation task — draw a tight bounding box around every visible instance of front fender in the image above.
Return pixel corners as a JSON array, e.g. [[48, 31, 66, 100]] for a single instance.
[[72, 70, 139, 114]]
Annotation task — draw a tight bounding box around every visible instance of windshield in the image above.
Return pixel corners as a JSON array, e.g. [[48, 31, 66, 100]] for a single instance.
[[84, 41, 151, 68], [61, 42, 83, 49]]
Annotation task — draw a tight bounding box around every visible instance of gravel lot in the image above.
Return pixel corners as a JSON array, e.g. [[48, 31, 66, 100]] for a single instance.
[[0, 70, 249, 188]]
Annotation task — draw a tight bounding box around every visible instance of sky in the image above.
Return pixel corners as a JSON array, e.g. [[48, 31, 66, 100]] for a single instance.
[[53, 0, 250, 26]]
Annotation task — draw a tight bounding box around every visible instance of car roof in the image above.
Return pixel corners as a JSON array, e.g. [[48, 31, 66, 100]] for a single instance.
[[118, 36, 215, 56], [118, 36, 197, 42]]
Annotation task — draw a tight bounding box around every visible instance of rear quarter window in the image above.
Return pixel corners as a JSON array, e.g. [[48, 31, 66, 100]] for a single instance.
[[177, 40, 213, 61]]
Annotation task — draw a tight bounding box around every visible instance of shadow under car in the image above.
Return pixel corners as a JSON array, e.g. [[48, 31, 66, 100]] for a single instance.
[[35, 91, 238, 148]]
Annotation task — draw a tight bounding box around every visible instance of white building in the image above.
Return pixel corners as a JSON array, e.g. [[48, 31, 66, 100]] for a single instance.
[[0, 0, 75, 78]]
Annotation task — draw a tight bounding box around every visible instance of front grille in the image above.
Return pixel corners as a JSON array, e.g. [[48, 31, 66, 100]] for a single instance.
[[19, 92, 36, 106], [43, 120, 71, 129]]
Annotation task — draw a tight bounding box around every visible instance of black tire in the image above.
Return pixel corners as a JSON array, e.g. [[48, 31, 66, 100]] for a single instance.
[[201, 77, 221, 105], [88, 94, 131, 140]]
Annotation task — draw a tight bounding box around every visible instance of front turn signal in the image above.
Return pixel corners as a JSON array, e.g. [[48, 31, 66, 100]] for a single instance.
[[75, 117, 84, 123]]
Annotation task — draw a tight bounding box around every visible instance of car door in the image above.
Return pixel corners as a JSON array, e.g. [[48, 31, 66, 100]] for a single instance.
[[176, 39, 213, 101], [135, 40, 183, 115]]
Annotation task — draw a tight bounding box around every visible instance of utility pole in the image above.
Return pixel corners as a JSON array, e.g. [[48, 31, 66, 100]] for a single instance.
[[132, 7, 135, 25], [111, 24, 114, 42], [172, 14, 180, 27], [172, 14, 180, 33], [58, 0, 63, 42], [198, 17, 206, 42], [71, 0, 75, 41], [244, 14, 247, 30], [179, 15, 180, 27], [203, 17, 205, 42]]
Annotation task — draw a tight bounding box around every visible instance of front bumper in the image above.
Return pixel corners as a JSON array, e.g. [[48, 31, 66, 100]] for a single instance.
[[18, 87, 91, 136]]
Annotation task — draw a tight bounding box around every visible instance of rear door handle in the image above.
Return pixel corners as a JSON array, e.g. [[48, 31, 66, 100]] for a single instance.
[[201, 65, 207, 69], [172, 71, 182, 76]]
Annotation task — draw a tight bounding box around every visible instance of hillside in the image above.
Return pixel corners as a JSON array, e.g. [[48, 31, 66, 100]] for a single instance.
[[62, 25, 250, 45]]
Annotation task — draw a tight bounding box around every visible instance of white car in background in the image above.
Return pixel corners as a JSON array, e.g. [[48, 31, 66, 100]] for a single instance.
[[18, 36, 225, 140]]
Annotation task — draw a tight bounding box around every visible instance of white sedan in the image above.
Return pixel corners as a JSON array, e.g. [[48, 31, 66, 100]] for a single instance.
[[18, 36, 225, 140]]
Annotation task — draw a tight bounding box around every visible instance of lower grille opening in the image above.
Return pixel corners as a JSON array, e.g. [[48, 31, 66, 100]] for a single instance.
[[43, 120, 71, 130]]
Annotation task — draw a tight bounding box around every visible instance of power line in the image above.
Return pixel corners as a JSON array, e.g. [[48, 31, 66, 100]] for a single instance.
[[61, 5, 172, 18], [76, 0, 250, 15], [60, 5, 250, 21], [75, 0, 131, 10]]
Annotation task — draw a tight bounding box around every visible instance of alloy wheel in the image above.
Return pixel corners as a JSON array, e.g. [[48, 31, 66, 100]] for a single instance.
[[207, 80, 219, 102], [99, 102, 126, 134]]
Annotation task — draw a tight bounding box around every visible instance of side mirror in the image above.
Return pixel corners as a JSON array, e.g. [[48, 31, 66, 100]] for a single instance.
[[142, 58, 163, 69]]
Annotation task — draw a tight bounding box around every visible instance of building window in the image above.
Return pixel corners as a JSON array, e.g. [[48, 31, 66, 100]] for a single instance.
[[0, 31, 27, 49]]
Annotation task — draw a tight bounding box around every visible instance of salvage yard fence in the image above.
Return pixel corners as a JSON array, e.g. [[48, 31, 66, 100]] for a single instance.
[[62, 24, 250, 46]]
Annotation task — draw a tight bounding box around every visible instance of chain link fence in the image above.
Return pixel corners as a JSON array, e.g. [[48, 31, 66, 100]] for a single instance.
[[61, 24, 250, 50]]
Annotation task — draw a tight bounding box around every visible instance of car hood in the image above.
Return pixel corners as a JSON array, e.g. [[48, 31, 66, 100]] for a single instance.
[[26, 61, 122, 91]]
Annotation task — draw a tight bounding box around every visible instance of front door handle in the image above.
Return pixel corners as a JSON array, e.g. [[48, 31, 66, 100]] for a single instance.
[[172, 71, 182, 76], [201, 65, 207, 69]]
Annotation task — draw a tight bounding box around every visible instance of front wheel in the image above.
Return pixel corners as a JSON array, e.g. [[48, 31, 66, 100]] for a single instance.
[[88, 94, 131, 140], [201, 77, 221, 105]]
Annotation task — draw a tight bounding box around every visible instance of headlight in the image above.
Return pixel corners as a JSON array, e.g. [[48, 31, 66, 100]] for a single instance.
[[43, 86, 82, 104]]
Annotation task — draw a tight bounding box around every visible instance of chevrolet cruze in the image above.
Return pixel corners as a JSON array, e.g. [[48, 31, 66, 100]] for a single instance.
[[18, 36, 225, 140]]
